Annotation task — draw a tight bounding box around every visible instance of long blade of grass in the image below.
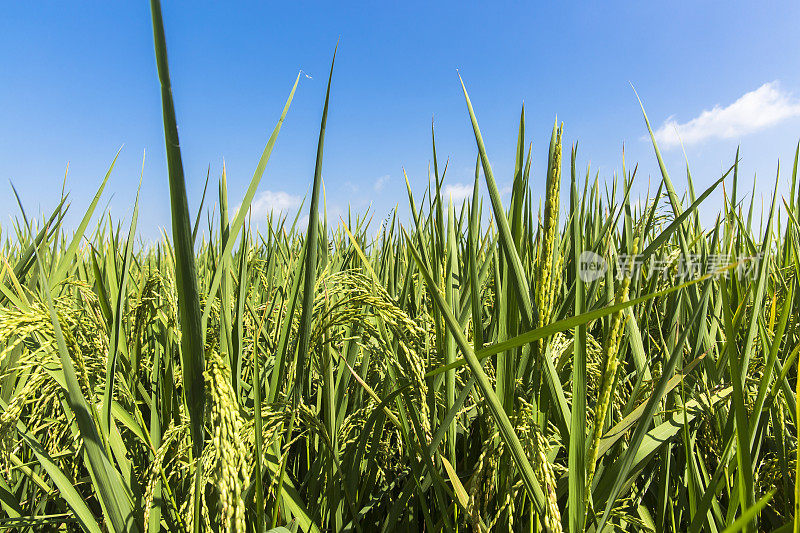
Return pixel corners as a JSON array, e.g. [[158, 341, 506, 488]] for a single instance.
[[402, 226, 549, 519], [458, 73, 571, 436], [149, 3, 206, 529], [201, 74, 302, 329], [272, 44, 336, 529], [101, 170, 141, 441], [51, 151, 119, 287], [568, 144, 587, 532]]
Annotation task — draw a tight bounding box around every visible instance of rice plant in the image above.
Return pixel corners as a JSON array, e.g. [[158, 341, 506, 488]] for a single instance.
[[0, 2, 797, 531]]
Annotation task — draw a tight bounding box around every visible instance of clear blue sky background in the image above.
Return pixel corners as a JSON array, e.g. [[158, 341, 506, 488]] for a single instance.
[[2, 2, 800, 241]]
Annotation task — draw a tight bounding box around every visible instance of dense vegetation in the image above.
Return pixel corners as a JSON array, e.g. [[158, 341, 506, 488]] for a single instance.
[[0, 2, 796, 531]]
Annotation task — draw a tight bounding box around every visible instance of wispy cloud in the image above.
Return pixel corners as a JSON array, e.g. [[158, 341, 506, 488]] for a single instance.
[[248, 190, 302, 219], [652, 81, 800, 149], [443, 183, 473, 203], [374, 174, 390, 192]]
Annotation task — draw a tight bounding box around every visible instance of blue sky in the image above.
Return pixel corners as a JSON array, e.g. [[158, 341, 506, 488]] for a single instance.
[[2, 2, 800, 241]]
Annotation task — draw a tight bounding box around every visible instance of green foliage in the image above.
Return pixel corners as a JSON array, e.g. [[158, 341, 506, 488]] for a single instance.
[[0, 8, 797, 532]]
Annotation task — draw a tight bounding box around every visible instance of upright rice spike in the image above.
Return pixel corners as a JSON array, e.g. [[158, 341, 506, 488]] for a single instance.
[[536, 121, 563, 354], [586, 236, 638, 502]]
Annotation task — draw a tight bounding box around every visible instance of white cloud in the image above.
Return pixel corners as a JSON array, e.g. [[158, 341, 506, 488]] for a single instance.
[[652, 81, 800, 149], [443, 183, 473, 203], [248, 190, 302, 219], [374, 174, 390, 192]]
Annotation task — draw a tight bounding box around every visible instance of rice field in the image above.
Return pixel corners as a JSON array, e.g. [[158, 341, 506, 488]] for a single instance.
[[0, 2, 797, 532]]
